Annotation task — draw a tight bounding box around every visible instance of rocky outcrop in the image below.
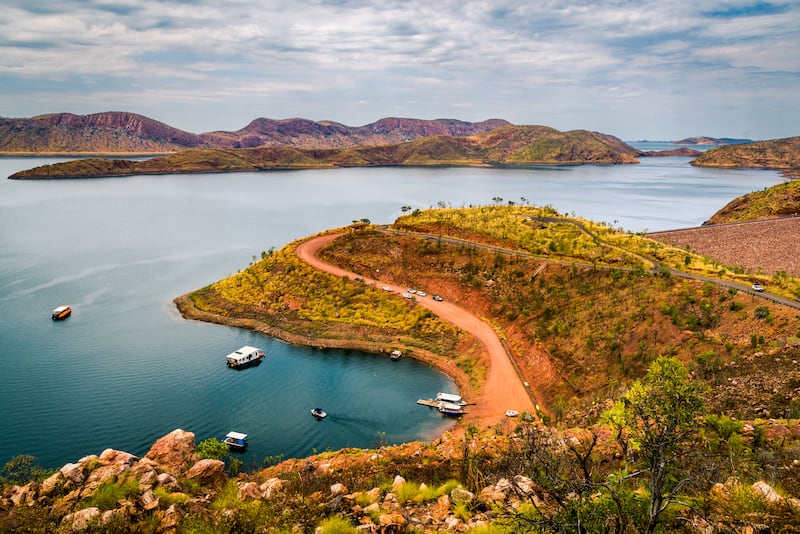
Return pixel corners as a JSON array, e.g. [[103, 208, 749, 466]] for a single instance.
[[144, 428, 196, 475]]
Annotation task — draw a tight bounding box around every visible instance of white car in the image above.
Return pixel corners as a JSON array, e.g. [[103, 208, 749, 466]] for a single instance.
[[407, 288, 417, 294], [382, 286, 392, 292], [752, 284, 765, 292], [402, 292, 412, 299], [416, 291, 426, 297]]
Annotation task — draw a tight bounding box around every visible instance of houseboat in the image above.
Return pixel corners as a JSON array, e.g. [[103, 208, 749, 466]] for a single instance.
[[52, 305, 72, 320], [226, 346, 265, 369], [224, 431, 248, 450], [436, 392, 467, 406]]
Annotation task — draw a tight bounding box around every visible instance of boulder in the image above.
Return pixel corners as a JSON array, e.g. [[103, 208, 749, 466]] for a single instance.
[[752, 481, 783, 504], [41, 470, 65, 497], [62, 506, 100, 531], [331, 482, 348, 496], [449, 487, 474, 506], [259, 477, 284, 499], [391, 475, 406, 490], [378, 511, 406, 530], [60, 463, 85, 486], [237, 481, 261, 501], [157, 472, 180, 491], [185, 459, 226, 489], [154, 504, 183, 532], [98, 448, 138, 466], [144, 429, 196, 475]]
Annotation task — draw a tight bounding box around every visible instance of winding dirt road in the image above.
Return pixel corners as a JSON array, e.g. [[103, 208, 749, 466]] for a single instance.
[[296, 233, 536, 428]]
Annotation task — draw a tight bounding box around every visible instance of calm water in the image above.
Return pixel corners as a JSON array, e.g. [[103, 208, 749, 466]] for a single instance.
[[0, 154, 782, 469]]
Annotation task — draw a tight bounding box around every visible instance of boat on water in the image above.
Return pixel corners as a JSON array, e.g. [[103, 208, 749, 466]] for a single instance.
[[436, 392, 467, 406], [438, 402, 467, 416], [226, 346, 265, 369], [311, 407, 327, 419], [224, 431, 248, 450], [52, 305, 71, 320]]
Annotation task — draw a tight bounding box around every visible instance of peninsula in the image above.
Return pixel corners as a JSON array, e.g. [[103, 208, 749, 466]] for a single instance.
[[7, 125, 640, 179]]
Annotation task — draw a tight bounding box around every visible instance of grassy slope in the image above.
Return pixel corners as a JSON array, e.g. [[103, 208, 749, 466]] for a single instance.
[[9, 125, 639, 178], [706, 179, 800, 223]]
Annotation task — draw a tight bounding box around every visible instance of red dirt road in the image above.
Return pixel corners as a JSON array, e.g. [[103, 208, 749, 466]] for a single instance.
[[296, 233, 537, 428]]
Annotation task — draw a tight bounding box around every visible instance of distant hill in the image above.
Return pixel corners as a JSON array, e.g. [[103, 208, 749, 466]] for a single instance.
[[691, 136, 800, 178], [0, 112, 510, 154], [0, 112, 204, 153], [9, 125, 640, 179], [674, 136, 753, 145]]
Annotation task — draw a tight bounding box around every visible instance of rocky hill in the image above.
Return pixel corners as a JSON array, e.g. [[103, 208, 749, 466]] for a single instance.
[[674, 136, 753, 145], [0, 112, 508, 154], [702, 179, 800, 224], [691, 136, 800, 177], [8, 125, 640, 179]]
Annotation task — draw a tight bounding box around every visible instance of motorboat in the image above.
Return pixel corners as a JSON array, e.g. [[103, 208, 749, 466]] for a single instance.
[[311, 407, 327, 419], [52, 305, 71, 320]]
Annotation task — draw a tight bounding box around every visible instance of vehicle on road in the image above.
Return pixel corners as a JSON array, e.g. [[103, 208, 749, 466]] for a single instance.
[[432, 295, 443, 301], [752, 284, 765, 292]]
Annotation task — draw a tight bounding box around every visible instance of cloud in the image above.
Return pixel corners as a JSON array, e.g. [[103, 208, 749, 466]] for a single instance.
[[0, 0, 798, 138]]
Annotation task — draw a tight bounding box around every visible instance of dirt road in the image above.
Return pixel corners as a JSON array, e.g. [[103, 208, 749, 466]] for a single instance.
[[296, 233, 537, 427]]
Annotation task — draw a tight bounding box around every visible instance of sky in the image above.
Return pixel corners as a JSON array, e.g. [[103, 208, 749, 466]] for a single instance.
[[1, 0, 799, 140]]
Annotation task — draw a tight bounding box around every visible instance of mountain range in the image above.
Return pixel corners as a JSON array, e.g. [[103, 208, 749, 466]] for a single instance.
[[0, 112, 510, 154]]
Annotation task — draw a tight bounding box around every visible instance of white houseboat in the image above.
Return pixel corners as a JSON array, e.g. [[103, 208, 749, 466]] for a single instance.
[[224, 431, 248, 450], [436, 392, 467, 406], [438, 402, 467, 416], [226, 346, 265, 369]]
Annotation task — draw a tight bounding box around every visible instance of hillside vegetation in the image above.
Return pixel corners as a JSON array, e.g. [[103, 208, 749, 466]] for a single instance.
[[8, 125, 640, 179], [691, 136, 800, 177], [705, 179, 800, 224]]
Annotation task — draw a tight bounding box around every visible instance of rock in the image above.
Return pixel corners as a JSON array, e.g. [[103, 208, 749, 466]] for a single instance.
[[449, 487, 474, 506], [41, 470, 65, 497], [98, 448, 138, 466], [157, 472, 180, 491], [331, 482, 348, 496], [443, 515, 464, 531], [392, 475, 406, 490], [62, 506, 100, 531], [60, 463, 85, 486], [752, 480, 783, 504], [378, 511, 406, 530], [141, 489, 160, 511], [513, 475, 537, 497], [144, 429, 196, 475], [185, 459, 226, 489], [9, 484, 35, 506], [154, 504, 183, 532], [260, 477, 284, 499], [431, 494, 451, 522], [237, 481, 261, 501]]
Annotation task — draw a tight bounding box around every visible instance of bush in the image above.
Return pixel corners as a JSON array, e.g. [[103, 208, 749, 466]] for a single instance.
[[754, 306, 770, 320], [316, 516, 358, 534], [197, 438, 229, 461], [83, 478, 141, 511], [1, 455, 51, 484]]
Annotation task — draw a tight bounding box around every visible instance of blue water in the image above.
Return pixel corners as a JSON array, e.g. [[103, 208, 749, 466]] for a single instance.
[[0, 156, 783, 470]]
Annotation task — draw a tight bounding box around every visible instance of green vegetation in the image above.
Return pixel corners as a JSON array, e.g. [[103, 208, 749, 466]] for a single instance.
[[196, 438, 229, 461], [1, 455, 52, 485], [692, 135, 800, 174], [82, 477, 141, 511], [705, 179, 800, 223]]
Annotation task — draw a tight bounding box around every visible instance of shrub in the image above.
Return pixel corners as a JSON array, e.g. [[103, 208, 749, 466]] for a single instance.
[[754, 306, 770, 320], [196, 438, 229, 461], [316, 516, 358, 534]]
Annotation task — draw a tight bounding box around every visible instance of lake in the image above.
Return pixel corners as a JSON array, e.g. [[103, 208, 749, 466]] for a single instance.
[[0, 153, 782, 470]]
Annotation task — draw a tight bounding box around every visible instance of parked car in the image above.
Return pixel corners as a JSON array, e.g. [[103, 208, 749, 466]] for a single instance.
[[382, 286, 392, 292], [402, 293, 412, 299], [407, 288, 416, 294], [752, 284, 765, 292], [417, 291, 426, 297], [432, 295, 443, 301]]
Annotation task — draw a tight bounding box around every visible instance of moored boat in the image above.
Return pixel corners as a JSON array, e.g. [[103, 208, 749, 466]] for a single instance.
[[224, 431, 248, 450], [52, 305, 71, 320], [436, 392, 467, 406], [438, 402, 467, 416], [226, 346, 265, 369]]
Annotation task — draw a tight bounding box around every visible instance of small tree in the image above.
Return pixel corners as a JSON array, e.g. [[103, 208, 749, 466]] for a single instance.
[[623, 356, 704, 533], [196, 438, 229, 461]]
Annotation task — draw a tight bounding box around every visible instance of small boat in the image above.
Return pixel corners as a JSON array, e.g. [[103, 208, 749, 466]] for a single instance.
[[311, 407, 327, 419], [436, 392, 467, 406], [438, 402, 467, 416], [52, 305, 71, 320], [390, 350, 402, 361], [226, 346, 265, 369], [505, 410, 520, 417], [223, 431, 248, 450]]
